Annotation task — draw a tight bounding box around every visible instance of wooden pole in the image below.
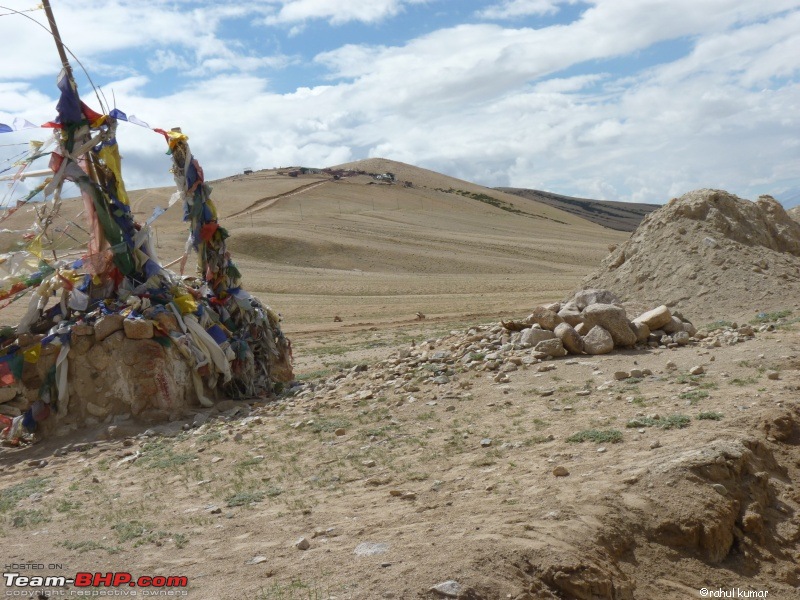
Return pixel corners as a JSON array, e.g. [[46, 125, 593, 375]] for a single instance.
[[42, 0, 74, 80], [40, 0, 108, 253]]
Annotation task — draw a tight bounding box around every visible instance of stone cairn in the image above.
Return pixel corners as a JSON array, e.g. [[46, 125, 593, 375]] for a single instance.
[[288, 288, 763, 407], [0, 75, 292, 443]]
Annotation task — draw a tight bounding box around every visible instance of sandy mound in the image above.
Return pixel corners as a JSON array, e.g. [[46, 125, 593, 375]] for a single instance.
[[583, 189, 800, 322]]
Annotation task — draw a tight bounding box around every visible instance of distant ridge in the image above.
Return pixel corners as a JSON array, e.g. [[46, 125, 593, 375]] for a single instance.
[[497, 187, 660, 232]]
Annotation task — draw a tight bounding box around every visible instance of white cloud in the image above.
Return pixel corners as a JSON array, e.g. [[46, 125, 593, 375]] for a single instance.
[[0, 1, 281, 80], [0, 83, 51, 114], [147, 50, 192, 74], [261, 0, 429, 26], [1, 0, 800, 206], [533, 73, 606, 93], [477, 0, 570, 19], [300, 1, 800, 201]]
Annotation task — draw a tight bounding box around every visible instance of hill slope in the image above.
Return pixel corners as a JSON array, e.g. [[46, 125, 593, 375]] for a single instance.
[[497, 187, 660, 232], [0, 158, 626, 333], [2, 166, 799, 599]]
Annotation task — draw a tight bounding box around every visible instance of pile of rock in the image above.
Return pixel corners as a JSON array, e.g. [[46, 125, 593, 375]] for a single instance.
[[519, 288, 697, 358], [694, 323, 756, 348], [292, 289, 707, 403]]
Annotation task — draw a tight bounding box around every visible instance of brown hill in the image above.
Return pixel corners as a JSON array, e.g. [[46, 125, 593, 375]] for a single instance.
[[0, 158, 626, 332], [497, 187, 660, 232], [3, 174, 800, 599], [583, 189, 800, 323]]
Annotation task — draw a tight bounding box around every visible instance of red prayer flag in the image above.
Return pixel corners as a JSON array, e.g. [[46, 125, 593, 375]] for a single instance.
[[0, 361, 15, 386]]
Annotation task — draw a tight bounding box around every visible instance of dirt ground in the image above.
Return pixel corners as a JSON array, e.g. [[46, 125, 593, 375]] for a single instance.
[[1, 311, 799, 599], [1, 164, 799, 599]]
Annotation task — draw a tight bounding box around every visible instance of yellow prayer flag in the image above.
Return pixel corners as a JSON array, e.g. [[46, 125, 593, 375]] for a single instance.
[[23, 343, 41, 364], [27, 235, 43, 259]]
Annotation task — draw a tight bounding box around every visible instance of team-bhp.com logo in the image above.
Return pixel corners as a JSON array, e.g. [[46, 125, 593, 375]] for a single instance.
[[4, 572, 188, 593]]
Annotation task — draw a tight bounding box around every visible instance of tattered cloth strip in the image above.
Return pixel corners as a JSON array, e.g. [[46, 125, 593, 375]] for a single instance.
[[165, 132, 291, 397], [1, 79, 292, 443], [0, 118, 38, 133]]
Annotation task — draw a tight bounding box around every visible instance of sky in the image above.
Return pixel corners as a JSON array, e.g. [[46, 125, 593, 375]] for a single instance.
[[1, 0, 799, 206]]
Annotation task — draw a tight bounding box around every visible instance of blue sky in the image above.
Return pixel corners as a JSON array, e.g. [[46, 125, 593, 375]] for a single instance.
[[1, 0, 799, 206]]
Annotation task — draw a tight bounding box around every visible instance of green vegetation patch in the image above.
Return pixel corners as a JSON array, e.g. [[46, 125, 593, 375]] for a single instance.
[[196, 430, 223, 444], [675, 374, 703, 384], [59, 540, 120, 554], [226, 490, 265, 507], [523, 435, 551, 446], [56, 499, 82, 513], [698, 412, 724, 421], [112, 520, 148, 543], [750, 310, 792, 324], [627, 414, 691, 430], [567, 429, 623, 444], [0, 477, 50, 513], [679, 390, 709, 403], [111, 520, 186, 548], [310, 418, 351, 434], [295, 368, 334, 381], [136, 440, 196, 469], [436, 188, 568, 223], [10, 509, 50, 528]]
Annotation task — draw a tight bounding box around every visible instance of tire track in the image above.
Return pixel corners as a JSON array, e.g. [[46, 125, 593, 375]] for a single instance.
[[227, 180, 330, 218]]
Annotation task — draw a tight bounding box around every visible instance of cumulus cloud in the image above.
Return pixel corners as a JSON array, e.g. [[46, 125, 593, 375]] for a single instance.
[[477, 0, 570, 19], [0, 82, 52, 114], [304, 0, 800, 201], [1, 0, 799, 205], [261, 0, 430, 26], [147, 50, 192, 74], [0, 0, 279, 80]]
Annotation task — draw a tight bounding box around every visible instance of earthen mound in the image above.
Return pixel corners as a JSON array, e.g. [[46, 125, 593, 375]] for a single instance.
[[583, 189, 800, 322]]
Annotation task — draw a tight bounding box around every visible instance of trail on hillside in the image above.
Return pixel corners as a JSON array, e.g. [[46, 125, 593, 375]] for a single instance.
[[227, 180, 330, 218]]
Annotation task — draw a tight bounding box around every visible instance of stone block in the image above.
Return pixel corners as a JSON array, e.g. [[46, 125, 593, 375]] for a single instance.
[[124, 318, 154, 340], [95, 314, 124, 342]]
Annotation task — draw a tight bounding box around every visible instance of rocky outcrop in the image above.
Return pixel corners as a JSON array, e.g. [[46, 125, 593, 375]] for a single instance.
[[527, 306, 564, 331], [645, 438, 795, 566], [634, 305, 672, 330], [572, 289, 622, 310], [534, 338, 567, 358], [520, 328, 556, 347]]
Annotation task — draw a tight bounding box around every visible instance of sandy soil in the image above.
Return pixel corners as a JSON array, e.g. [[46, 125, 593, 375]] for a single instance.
[[1, 313, 798, 599]]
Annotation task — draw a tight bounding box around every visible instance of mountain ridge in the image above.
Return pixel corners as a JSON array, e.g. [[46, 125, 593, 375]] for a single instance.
[[497, 186, 660, 232]]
